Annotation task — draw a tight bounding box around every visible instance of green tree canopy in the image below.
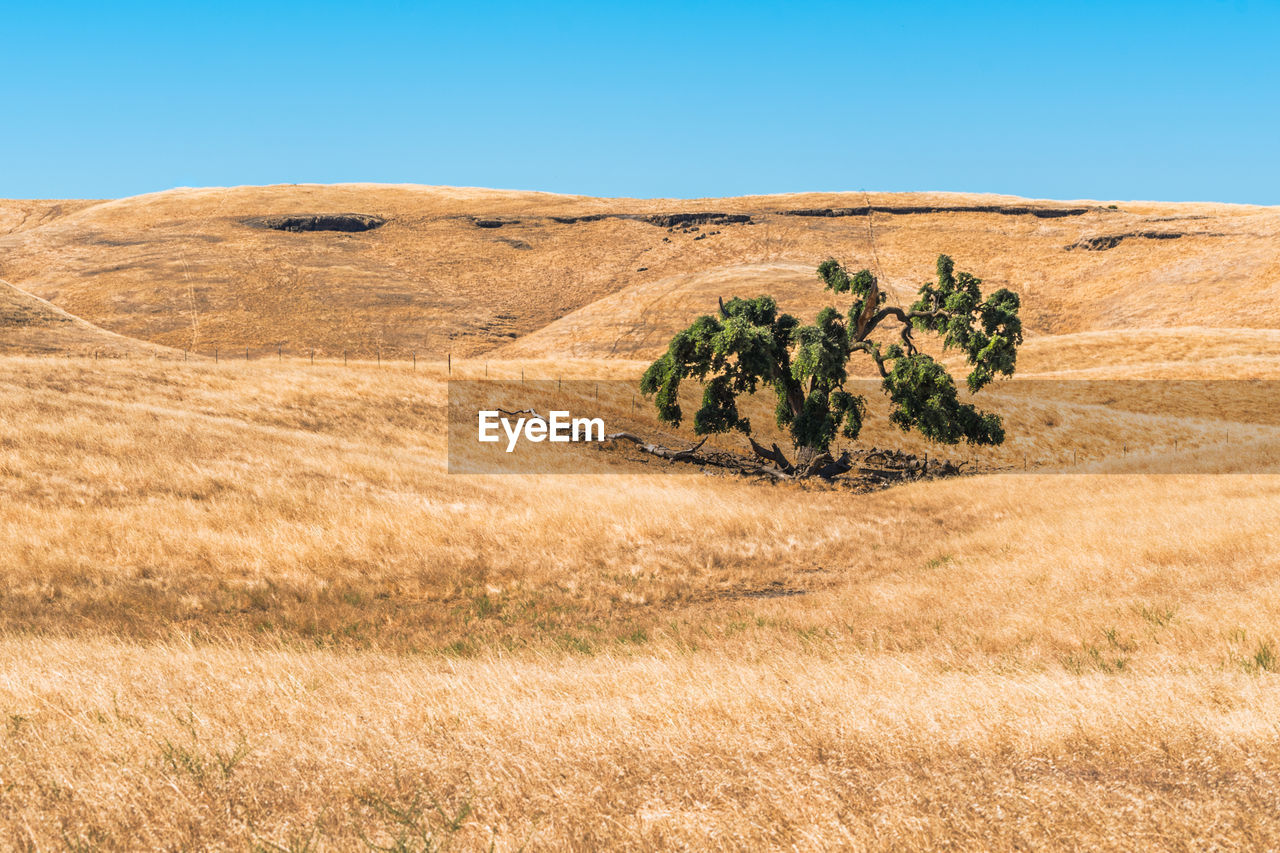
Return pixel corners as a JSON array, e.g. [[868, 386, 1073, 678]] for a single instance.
[[640, 254, 1021, 473]]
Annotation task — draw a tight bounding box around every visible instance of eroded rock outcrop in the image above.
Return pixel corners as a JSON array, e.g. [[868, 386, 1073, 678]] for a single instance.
[[244, 214, 386, 233]]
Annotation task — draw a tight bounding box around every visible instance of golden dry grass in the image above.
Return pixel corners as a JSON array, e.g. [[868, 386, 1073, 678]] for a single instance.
[[2, 185, 1280, 849], [0, 277, 177, 358], [7, 641, 1280, 850], [0, 348, 1278, 849], [1, 185, 1277, 359]]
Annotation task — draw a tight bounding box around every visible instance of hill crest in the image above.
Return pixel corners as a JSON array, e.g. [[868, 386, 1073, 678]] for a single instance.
[[0, 185, 1276, 360]]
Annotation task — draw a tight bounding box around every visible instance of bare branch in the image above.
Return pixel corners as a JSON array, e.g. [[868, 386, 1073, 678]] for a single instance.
[[898, 323, 918, 357]]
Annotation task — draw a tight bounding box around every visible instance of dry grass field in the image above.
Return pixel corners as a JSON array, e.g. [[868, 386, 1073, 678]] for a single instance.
[[1, 185, 1279, 849], [3, 185, 1278, 360]]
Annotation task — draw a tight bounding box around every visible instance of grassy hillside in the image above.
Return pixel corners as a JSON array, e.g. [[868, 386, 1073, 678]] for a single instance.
[[0, 276, 174, 357], [1, 185, 1276, 360], [0, 198, 101, 235], [0, 355, 1279, 848]]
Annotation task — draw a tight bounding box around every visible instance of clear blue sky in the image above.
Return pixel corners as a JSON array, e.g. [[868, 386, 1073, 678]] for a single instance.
[[3, 1, 1277, 202]]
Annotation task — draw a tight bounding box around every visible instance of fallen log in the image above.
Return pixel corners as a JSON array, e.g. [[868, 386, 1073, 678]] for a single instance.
[[494, 407, 543, 419], [857, 466, 913, 480], [601, 430, 965, 485], [805, 451, 853, 480], [604, 432, 708, 461]]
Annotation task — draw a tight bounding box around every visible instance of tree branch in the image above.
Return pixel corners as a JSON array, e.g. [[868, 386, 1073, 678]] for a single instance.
[[853, 279, 881, 338], [898, 323, 918, 357], [851, 342, 889, 378], [857, 304, 945, 341]]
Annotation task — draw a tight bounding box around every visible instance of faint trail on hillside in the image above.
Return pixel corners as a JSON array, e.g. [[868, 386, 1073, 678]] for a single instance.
[[862, 190, 904, 309], [182, 258, 199, 350], [181, 187, 234, 351]]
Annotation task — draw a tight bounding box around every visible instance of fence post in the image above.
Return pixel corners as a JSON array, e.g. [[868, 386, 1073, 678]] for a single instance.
[[310, 349, 314, 365], [344, 350, 347, 366], [448, 353, 451, 376], [278, 343, 282, 362], [413, 352, 416, 371], [245, 347, 249, 361], [215, 347, 218, 363]]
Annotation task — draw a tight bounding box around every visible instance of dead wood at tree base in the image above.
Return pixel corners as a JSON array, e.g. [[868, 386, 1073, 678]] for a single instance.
[[603, 432, 708, 461], [607, 433, 792, 479], [805, 451, 854, 480], [862, 448, 966, 480], [747, 436, 795, 474], [603, 432, 966, 487]]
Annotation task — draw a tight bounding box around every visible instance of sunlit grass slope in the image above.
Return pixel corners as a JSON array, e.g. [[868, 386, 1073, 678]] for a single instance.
[[1, 185, 1276, 360], [0, 350, 1278, 848]]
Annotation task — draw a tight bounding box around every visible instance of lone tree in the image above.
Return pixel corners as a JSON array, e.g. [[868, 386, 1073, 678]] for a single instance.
[[640, 255, 1022, 477]]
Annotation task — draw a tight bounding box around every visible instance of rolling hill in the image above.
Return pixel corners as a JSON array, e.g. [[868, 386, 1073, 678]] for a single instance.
[[0, 275, 173, 357], [1, 185, 1276, 362]]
